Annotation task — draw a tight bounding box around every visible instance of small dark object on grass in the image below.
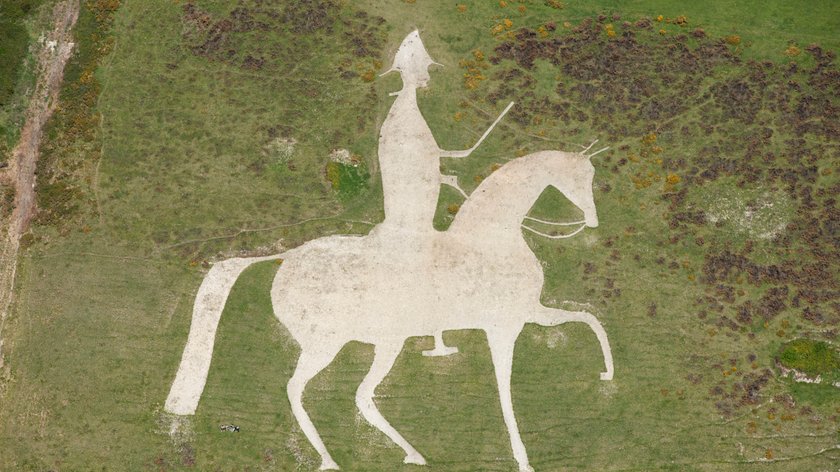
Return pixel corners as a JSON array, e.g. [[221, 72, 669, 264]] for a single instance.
[[220, 424, 240, 432]]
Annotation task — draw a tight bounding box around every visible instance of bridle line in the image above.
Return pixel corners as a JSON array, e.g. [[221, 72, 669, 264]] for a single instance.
[[521, 222, 587, 239], [523, 216, 586, 227]]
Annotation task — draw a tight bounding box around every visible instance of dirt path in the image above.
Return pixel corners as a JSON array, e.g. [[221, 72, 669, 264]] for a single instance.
[[0, 0, 80, 368]]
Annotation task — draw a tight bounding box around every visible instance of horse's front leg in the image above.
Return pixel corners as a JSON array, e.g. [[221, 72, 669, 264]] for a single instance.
[[538, 308, 614, 381], [578, 312, 614, 380], [486, 327, 534, 472]]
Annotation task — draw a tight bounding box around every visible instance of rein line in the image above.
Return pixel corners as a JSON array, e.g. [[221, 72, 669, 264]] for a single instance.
[[521, 222, 586, 239]]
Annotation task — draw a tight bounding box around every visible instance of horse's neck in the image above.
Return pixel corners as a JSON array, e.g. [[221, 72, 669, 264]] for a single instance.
[[450, 158, 549, 237]]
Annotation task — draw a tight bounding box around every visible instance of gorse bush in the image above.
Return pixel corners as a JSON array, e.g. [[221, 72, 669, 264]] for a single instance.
[[325, 161, 369, 200]]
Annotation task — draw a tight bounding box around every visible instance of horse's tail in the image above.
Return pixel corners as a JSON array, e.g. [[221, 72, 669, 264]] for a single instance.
[[164, 255, 281, 415]]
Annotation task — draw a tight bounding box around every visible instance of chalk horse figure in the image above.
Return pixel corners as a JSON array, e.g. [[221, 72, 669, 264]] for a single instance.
[[164, 31, 614, 472]]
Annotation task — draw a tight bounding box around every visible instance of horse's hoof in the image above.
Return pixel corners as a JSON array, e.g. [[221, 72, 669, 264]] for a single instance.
[[600, 372, 613, 381], [421, 346, 459, 357], [520, 466, 535, 472], [404, 452, 427, 465], [319, 457, 340, 470]]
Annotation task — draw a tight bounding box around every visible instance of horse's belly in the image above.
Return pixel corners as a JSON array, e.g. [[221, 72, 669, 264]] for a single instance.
[[272, 236, 435, 341], [430, 238, 544, 314]]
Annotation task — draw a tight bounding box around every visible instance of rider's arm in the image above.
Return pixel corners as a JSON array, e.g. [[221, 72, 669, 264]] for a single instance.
[[439, 148, 474, 158], [440, 101, 514, 159]]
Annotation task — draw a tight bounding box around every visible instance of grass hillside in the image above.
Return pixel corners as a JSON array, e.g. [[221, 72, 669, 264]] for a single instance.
[[1, 0, 839, 470]]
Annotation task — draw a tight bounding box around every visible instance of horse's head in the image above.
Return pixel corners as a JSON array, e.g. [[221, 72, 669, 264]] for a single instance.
[[452, 148, 603, 240], [381, 30, 441, 89], [547, 151, 599, 228]]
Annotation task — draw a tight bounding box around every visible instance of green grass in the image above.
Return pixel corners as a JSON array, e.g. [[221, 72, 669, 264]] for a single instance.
[[0, 1, 42, 107], [778, 339, 840, 377], [1, 0, 839, 470], [0, 0, 46, 157], [326, 162, 371, 201], [786, 380, 840, 407]]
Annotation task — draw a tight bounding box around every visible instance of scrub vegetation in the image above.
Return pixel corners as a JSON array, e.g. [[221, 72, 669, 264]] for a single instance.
[[0, 0, 45, 164]]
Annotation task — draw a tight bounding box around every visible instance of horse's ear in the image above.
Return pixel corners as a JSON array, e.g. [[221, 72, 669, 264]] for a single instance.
[[586, 147, 609, 159]]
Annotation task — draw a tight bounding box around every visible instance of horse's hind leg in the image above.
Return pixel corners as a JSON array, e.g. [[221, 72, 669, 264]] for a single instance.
[[486, 329, 534, 472], [288, 346, 342, 470], [356, 342, 426, 465]]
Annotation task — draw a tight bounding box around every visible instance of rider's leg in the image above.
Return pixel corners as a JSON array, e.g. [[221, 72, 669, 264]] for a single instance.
[[422, 331, 459, 357]]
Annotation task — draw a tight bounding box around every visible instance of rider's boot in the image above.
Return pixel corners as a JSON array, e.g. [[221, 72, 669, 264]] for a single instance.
[[422, 332, 459, 357]]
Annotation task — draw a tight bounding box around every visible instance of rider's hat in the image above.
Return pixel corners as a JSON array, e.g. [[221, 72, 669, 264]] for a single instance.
[[381, 30, 441, 77]]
